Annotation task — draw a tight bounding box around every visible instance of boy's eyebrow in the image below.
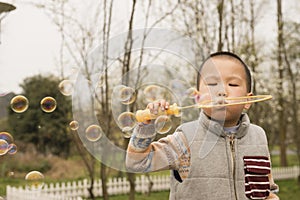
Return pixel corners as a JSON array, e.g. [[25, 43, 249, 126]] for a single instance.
[[202, 75, 220, 80], [227, 75, 244, 81]]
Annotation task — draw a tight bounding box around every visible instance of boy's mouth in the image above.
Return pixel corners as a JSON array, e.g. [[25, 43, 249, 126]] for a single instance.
[[213, 97, 228, 106]]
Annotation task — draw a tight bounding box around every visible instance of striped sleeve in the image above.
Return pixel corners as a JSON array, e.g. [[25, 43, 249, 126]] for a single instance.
[[126, 122, 190, 174], [244, 156, 271, 199]]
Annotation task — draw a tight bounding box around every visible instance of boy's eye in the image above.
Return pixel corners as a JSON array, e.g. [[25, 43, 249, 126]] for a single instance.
[[207, 83, 217, 86], [229, 83, 239, 87]]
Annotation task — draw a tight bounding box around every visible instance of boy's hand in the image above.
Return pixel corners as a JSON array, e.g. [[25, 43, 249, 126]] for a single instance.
[[266, 193, 280, 200], [140, 99, 170, 125], [147, 99, 169, 115]]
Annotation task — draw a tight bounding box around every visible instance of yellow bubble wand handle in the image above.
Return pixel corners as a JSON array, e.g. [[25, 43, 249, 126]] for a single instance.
[[135, 103, 180, 122]]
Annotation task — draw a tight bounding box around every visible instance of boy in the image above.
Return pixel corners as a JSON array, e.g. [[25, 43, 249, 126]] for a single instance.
[[126, 52, 279, 200]]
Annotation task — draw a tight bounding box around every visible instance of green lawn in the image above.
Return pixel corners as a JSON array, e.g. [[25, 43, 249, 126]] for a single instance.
[[98, 179, 300, 200], [1, 178, 299, 199]]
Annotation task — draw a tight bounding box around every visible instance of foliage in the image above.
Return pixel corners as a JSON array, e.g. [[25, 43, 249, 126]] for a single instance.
[[7, 75, 72, 157]]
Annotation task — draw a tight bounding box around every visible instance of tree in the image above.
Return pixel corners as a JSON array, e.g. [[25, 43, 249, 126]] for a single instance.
[[8, 75, 72, 157], [276, 0, 288, 167]]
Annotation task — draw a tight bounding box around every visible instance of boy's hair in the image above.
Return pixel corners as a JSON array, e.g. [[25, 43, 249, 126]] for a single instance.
[[196, 51, 252, 93]]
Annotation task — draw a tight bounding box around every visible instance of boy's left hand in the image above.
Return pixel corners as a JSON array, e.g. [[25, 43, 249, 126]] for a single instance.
[[266, 193, 279, 200]]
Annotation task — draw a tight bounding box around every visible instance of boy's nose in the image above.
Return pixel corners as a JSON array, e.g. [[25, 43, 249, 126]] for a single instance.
[[217, 90, 227, 97]]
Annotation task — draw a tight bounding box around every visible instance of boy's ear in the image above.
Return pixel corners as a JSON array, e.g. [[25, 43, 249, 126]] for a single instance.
[[244, 92, 253, 110]]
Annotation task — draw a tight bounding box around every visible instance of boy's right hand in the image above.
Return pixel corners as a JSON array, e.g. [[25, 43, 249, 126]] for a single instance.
[[147, 99, 170, 115], [141, 99, 170, 124]]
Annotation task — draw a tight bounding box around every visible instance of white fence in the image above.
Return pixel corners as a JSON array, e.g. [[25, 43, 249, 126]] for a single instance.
[[6, 175, 170, 200], [6, 166, 299, 200]]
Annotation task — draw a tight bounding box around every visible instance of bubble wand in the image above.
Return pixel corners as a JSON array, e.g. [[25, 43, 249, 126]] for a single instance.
[[135, 95, 272, 122]]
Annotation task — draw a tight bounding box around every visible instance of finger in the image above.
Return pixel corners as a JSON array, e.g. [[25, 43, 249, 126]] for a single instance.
[[160, 99, 166, 111], [153, 102, 160, 114], [165, 101, 169, 109]]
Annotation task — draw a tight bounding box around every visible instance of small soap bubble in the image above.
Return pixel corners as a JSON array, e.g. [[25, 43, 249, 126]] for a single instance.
[[185, 87, 198, 98], [58, 80, 74, 96], [119, 86, 136, 105], [154, 115, 172, 134], [117, 112, 137, 132], [25, 171, 45, 190], [7, 143, 17, 155], [69, 121, 79, 131], [10, 95, 29, 113], [40, 97, 57, 113], [85, 125, 103, 142], [0, 132, 14, 144], [0, 139, 9, 156], [143, 85, 163, 102]]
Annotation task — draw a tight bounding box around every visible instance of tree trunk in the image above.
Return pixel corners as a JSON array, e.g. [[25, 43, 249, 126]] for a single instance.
[[101, 162, 109, 200], [217, 0, 224, 51], [276, 0, 287, 167]]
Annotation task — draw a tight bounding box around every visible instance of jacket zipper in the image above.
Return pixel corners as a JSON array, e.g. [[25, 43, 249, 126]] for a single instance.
[[229, 135, 238, 200]]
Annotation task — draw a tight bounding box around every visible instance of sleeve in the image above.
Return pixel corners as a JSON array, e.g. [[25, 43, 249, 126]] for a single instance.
[[125, 122, 189, 173]]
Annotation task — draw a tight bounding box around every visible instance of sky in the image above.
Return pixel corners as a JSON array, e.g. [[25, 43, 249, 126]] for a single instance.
[[0, 0, 62, 94], [0, 0, 299, 94]]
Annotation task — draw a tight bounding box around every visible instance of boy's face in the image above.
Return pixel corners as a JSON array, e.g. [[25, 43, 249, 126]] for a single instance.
[[198, 56, 252, 127]]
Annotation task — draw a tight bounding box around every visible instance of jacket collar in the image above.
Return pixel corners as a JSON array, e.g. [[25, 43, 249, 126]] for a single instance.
[[198, 111, 250, 139]]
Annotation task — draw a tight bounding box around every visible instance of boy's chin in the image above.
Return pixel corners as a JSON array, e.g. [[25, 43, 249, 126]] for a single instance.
[[203, 109, 227, 122]]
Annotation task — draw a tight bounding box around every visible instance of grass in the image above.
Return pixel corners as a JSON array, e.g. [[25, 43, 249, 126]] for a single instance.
[[96, 191, 170, 200], [276, 179, 300, 199], [91, 179, 300, 200]]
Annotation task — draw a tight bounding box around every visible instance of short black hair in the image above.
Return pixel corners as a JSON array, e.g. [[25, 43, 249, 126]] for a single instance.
[[196, 51, 252, 93]]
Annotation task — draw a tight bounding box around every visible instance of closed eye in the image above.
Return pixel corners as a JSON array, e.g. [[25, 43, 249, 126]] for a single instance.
[[207, 83, 217, 86], [229, 83, 239, 87]]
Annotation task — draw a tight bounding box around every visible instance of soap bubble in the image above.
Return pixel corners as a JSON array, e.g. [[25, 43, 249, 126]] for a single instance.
[[143, 85, 163, 102], [58, 80, 74, 96], [40, 97, 57, 113], [85, 125, 103, 142], [25, 171, 45, 190], [117, 112, 137, 132], [10, 95, 29, 113], [0, 139, 9, 156], [69, 120, 79, 131], [154, 115, 172, 134], [113, 85, 136, 105], [7, 143, 17, 155], [0, 132, 14, 144], [119, 86, 136, 105]]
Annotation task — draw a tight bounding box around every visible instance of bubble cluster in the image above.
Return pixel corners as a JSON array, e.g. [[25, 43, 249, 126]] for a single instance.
[[69, 120, 79, 131], [85, 125, 103, 142], [10, 95, 29, 113], [25, 171, 45, 190], [40, 96, 57, 113], [154, 115, 172, 134], [117, 112, 137, 132], [58, 80, 74, 96]]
